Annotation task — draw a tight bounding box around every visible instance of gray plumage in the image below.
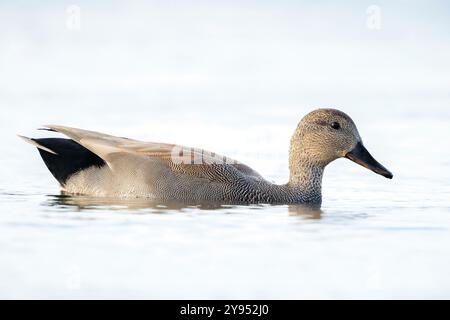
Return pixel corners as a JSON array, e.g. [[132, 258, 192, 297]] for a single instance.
[[20, 108, 393, 206]]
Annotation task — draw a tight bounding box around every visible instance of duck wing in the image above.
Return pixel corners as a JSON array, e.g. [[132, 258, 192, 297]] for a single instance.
[[45, 125, 264, 181]]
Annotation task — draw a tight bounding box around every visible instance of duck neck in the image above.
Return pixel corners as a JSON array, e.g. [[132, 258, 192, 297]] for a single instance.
[[287, 154, 324, 204]]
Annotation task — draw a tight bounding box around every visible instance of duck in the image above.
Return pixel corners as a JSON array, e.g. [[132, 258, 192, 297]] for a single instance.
[[19, 108, 392, 206]]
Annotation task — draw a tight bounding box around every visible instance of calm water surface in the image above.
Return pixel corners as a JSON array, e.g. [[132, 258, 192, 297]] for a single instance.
[[0, 106, 449, 299], [1, 0, 450, 299]]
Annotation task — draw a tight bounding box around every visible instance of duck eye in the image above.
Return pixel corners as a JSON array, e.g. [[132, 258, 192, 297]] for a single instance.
[[330, 122, 340, 130]]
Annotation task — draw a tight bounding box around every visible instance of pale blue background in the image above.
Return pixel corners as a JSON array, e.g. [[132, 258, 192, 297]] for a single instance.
[[0, 0, 449, 299]]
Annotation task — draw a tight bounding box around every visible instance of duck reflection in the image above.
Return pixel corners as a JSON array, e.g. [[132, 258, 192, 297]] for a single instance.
[[288, 204, 323, 219], [46, 193, 323, 219], [46, 193, 240, 212]]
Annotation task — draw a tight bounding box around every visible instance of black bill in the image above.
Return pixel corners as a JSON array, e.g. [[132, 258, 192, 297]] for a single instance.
[[345, 142, 393, 179]]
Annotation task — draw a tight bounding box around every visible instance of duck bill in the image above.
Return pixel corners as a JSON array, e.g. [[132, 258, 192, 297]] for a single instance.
[[345, 142, 393, 179]]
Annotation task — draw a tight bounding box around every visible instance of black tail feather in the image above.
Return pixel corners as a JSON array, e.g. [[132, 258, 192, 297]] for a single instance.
[[33, 138, 106, 185]]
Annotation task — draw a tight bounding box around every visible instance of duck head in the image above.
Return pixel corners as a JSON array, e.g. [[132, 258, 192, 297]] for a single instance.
[[290, 108, 393, 179]]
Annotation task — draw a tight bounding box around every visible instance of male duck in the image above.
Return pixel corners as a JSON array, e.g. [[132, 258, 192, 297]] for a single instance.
[[20, 108, 392, 206]]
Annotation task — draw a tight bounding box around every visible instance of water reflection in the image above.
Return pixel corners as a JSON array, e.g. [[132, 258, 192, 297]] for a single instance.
[[44, 194, 323, 219], [288, 204, 323, 219], [45, 194, 230, 212]]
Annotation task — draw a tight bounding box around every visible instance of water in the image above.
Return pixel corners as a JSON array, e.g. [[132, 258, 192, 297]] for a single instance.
[[1, 0, 450, 299]]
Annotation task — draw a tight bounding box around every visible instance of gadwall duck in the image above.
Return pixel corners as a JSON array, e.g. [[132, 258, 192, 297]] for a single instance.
[[19, 109, 392, 206]]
